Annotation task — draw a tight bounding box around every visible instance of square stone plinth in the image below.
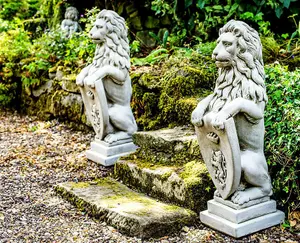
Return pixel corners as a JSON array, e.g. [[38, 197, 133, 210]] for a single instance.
[[200, 199, 285, 238], [56, 178, 197, 238], [207, 199, 277, 223], [86, 140, 137, 166]]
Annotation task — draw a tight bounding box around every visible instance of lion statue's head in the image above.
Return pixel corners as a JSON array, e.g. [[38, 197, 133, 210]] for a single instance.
[[65, 7, 79, 21], [209, 20, 267, 112], [90, 9, 130, 71]]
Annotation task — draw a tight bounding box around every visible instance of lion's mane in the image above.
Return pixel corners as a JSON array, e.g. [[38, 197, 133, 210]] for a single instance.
[[209, 20, 267, 112], [92, 10, 130, 71]]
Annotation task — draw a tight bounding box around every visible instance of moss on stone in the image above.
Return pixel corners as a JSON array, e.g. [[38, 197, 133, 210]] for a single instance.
[[114, 159, 213, 212], [130, 48, 216, 130], [70, 181, 90, 189], [179, 160, 208, 187]]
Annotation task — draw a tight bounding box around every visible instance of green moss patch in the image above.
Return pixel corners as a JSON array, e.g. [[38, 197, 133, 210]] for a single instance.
[[55, 177, 197, 238], [114, 160, 213, 212]]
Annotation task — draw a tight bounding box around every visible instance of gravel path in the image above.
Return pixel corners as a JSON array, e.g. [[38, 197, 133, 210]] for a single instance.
[[0, 111, 299, 243]]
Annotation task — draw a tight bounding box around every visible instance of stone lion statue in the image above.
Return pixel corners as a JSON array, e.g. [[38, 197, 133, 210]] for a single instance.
[[76, 9, 137, 144], [61, 7, 81, 38], [191, 20, 272, 205]]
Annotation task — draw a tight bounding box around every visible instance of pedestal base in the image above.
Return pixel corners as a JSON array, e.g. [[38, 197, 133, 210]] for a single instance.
[[86, 140, 137, 166], [200, 199, 284, 238]]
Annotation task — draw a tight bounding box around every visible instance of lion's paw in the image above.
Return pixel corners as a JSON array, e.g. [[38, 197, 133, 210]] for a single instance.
[[191, 108, 205, 126], [231, 191, 251, 205], [76, 76, 84, 86], [104, 134, 118, 144], [104, 132, 130, 144], [85, 78, 95, 88]]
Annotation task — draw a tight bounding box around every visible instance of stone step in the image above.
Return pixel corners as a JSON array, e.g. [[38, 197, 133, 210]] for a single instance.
[[55, 177, 197, 238], [131, 126, 202, 166], [114, 159, 213, 212]]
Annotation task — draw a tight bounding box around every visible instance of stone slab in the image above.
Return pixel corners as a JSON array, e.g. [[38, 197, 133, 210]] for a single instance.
[[55, 178, 197, 238], [214, 196, 270, 209], [200, 209, 285, 238], [86, 141, 137, 166], [207, 199, 276, 223], [114, 160, 212, 212], [132, 127, 201, 165]]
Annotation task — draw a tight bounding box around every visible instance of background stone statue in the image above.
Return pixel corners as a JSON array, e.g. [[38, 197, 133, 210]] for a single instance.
[[61, 7, 81, 38], [76, 9, 137, 145], [192, 20, 272, 205]]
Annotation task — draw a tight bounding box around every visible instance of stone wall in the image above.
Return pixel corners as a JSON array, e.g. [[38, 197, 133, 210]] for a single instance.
[[21, 68, 87, 127]]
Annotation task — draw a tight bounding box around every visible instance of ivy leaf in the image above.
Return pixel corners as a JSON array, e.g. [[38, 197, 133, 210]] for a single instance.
[[187, 15, 195, 31], [284, 0, 291, 8], [212, 5, 223, 11], [275, 7, 283, 18], [185, 0, 193, 9], [196, 0, 205, 9]]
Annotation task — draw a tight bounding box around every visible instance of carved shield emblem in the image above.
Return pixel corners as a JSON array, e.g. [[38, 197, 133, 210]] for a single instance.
[[195, 117, 241, 199], [80, 80, 109, 140]]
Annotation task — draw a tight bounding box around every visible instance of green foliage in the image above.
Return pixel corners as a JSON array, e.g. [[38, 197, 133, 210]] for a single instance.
[[0, 7, 97, 107], [130, 40, 141, 55], [150, 0, 300, 42], [131, 48, 169, 66], [0, 24, 31, 106], [39, 0, 65, 29], [0, 0, 40, 20], [265, 64, 300, 211]]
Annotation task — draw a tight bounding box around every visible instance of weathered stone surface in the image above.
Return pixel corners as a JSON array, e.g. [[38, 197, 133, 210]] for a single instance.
[[62, 74, 80, 93], [114, 160, 212, 212], [161, 15, 171, 26], [50, 91, 83, 121], [132, 127, 201, 166], [130, 16, 143, 30], [145, 16, 160, 29], [136, 31, 156, 48], [55, 178, 197, 238], [32, 80, 53, 97]]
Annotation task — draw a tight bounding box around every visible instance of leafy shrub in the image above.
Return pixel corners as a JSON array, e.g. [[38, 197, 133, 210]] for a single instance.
[[0, 7, 97, 107], [265, 64, 300, 212], [0, 24, 31, 107], [0, 0, 40, 20], [150, 0, 300, 42]]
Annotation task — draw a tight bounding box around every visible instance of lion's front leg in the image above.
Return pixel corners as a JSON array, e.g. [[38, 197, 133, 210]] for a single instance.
[[191, 94, 214, 126], [211, 111, 231, 130], [76, 65, 91, 86]]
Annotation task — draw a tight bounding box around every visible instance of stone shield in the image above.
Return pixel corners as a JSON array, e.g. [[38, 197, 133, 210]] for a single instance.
[[195, 117, 241, 199], [80, 80, 109, 140]]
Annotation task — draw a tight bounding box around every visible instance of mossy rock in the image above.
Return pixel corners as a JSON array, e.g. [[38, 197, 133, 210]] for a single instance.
[[114, 160, 213, 212], [131, 126, 202, 166], [55, 177, 197, 238], [61, 74, 80, 93], [130, 48, 216, 130], [49, 90, 83, 122]]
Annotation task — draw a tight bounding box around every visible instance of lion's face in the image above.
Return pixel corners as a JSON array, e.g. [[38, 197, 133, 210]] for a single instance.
[[212, 32, 237, 68], [89, 19, 108, 44]]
